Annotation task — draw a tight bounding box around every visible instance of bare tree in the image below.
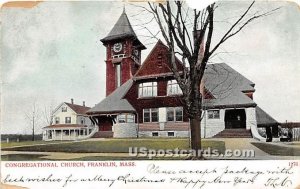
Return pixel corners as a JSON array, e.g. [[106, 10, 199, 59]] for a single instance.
[[24, 101, 40, 141], [140, 1, 279, 158], [42, 104, 54, 126]]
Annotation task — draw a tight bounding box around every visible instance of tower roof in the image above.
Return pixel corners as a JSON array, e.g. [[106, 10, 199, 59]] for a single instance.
[[101, 10, 146, 49]]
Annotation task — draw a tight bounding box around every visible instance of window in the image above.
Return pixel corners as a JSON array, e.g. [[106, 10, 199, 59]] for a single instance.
[[65, 117, 71, 123], [143, 108, 159, 123], [143, 109, 150, 123], [62, 107, 67, 112], [152, 132, 158, 137], [118, 114, 126, 123], [55, 117, 60, 124], [167, 107, 183, 122], [167, 80, 182, 95], [139, 82, 157, 97], [168, 132, 175, 137], [208, 110, 220, 119], [116, 64, 121, 87], [81, 118, 85, 125], [175, 107, 183, 121], [118, 114, 135, 123], [127, 114, 135, 123]]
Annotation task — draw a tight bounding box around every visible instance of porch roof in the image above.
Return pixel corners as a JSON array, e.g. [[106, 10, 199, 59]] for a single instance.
[[87, 79, 135, 115], [255, 106, 279, 127], [43, 124, 88, 129]]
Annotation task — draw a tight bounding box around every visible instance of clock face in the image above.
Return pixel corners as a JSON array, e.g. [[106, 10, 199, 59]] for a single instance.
[[134, 49, 139, 56], [113, 43, 122, 53]]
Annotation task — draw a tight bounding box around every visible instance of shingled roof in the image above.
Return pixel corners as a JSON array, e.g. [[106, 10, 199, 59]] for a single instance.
[[65, 103, 90, 115], [203, 63, 256, 108], [256, 106, 279, 127], [87, 79, 135, 115], [100, 10, 146, 49]]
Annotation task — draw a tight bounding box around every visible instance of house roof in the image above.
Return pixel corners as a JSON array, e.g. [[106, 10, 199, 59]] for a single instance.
[[87, 79, 135, 115], [255, 106, 279, 127], [100, 10, 146, 49], [43, 124, 88, 129], [203, 63, 256, 108], [64, 103, 90, 115]]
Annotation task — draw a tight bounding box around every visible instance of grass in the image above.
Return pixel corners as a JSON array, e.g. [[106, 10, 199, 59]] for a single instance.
[[2, 139, 225, 154], [1, 140, 68, 148], [251, 142, 300, 156]]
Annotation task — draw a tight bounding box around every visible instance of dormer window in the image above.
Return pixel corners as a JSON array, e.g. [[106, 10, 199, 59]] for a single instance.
[[139, 82, 157, 97]]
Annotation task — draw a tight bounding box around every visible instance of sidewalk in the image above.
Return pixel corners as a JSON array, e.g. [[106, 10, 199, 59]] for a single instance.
[[209, 138, 298, 160]]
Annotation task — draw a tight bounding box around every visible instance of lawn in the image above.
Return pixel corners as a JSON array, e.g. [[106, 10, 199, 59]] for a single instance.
[[251, 142, 300, 156], [2, 139, 225, 154], [1, 140, 68, 148]]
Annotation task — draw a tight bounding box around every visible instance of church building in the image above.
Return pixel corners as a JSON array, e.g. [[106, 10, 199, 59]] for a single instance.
[[86, 10, 279, 140]]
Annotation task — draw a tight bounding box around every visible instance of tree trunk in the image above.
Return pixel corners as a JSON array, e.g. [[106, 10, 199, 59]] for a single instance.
[[190, 117, 201, 158]]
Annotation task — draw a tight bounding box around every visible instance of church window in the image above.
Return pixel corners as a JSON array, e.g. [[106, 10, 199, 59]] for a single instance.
[[167, 107, 183, 122], [139, 82, 157, 97], [116, 64, 121, 87], [208, 110, 220, 119], [167, 80, 182, 95], [143, 108, 159, 123]]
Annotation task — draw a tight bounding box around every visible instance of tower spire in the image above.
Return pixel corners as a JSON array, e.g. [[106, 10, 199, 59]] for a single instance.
[[123, 4, 126, 14]]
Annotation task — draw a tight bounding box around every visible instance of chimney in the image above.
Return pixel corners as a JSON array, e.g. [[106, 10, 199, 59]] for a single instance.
[[71, 98, 74, 104], [83, 101, 85, 107]]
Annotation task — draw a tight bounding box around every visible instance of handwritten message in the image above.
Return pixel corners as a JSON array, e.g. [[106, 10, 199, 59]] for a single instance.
[[1, 161, 299, 189]]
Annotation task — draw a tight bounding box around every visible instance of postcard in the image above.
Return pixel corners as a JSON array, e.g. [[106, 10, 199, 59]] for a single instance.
[[1, 0, 299, 188]]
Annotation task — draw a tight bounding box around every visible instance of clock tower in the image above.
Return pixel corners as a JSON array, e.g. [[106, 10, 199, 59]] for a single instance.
[[101, 9, 146, 96]]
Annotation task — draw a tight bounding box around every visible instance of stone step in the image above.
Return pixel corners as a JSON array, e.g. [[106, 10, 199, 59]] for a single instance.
[[92, 131, 113, 138], [213, 129, 252, 138]]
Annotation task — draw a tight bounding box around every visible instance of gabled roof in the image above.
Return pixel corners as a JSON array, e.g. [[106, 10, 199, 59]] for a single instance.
[[64, 103, 90, 115], [203, 63, 256, 108], [100, 10, 146, 49], [256, 106, 279, 127], [87, 79, 135, 114], [134, 40, 183, 79]]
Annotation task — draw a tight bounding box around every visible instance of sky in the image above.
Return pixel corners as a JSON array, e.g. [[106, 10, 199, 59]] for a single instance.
[[1, 1, 299, 134]]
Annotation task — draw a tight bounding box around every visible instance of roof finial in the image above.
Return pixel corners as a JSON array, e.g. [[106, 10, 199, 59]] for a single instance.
[[123, 3, 126, 14]]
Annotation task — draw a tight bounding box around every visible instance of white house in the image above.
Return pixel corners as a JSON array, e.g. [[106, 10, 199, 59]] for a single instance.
[[42, 99, 97, 141]]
